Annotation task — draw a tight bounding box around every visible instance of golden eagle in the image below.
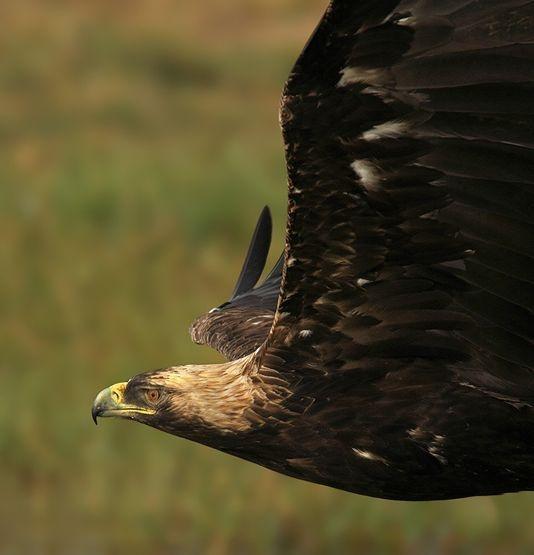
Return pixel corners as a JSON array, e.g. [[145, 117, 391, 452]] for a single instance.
[[92, 0, 534, 501]]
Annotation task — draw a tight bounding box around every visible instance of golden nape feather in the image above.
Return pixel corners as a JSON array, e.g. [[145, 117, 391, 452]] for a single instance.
[[93, 0, 534, 501]]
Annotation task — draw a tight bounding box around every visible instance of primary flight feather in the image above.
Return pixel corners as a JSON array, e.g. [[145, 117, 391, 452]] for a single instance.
[[93, 0, 534, 501]]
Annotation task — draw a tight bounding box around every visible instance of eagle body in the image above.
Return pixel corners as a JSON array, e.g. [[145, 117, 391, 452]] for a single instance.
[[224, 361, 534, 501], [93, 0, 534, 501]]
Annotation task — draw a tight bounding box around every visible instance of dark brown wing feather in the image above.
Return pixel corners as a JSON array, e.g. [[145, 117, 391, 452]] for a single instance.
[[190, 207, 283, 360], [249, 0, 534, 430], [258, 0, 534, 381], [189, 275, 281, 360]]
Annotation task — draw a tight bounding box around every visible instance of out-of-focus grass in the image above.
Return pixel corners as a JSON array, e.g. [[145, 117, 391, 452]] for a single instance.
[[0, 1, 532, 554]]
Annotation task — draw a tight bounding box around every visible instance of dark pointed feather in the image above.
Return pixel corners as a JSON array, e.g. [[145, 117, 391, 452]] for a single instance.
[[397, 46, 534, 89], [231, 206, 272, 300], [264, 252, 285, 282]]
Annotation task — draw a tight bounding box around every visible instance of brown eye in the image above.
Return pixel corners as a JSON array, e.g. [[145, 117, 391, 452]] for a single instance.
[[146, 389, 160, 404]]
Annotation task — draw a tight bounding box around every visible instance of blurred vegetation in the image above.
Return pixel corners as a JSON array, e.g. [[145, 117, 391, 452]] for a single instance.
[[0, 1, 532, 554]]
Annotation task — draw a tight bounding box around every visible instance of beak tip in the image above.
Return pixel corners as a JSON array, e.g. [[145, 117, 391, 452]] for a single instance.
[[92, 406, 99, 425]]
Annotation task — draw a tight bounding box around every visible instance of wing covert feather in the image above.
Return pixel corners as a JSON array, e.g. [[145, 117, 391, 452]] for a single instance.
[[190, 208, 282, 360]]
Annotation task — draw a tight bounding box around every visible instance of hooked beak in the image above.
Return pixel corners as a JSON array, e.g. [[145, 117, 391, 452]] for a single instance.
[[91, 382, 155, 424]]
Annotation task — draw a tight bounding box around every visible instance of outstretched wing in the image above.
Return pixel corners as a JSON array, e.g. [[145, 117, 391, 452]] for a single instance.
[[190, 207, 283, 360], [254, 0, 534, 406]]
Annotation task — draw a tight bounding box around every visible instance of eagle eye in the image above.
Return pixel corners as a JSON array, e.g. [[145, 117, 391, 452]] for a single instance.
[[145, 389, 161, 404]]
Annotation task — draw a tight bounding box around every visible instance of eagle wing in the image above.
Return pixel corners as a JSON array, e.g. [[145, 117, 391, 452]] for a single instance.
[[253, 0, 534, 405], [190, 207, 283, 360]]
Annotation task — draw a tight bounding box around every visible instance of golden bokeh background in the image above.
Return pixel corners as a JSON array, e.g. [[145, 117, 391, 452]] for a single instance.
[[1, 1, 533, 553]]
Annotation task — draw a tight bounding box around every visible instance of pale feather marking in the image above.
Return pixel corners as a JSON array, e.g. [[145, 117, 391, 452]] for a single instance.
[[352, 448, 389, 465], [351, 159, 382, 191]]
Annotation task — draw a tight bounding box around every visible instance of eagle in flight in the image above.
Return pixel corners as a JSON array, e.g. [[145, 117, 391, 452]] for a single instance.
[[93, 0, 534, 501]]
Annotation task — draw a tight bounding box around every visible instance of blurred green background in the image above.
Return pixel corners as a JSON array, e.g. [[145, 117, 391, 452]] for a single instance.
[[1, 1, 532, 554]]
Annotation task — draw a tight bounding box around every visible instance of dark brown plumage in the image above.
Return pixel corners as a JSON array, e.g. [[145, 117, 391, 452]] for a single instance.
[[190, 207, 282, 360], [93, 0, 534, 501]]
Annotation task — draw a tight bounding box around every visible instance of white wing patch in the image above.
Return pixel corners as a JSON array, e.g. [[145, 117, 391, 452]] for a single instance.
[[428, 435, 447, 465], [351, 159, 382, 191], [362, 120, 410, 142], [352, 448, 389, 465], [338, 66, 389, 88], [287, 256, 298, 267], [409, 428, 448, 465], [397, 16, 417, 27]]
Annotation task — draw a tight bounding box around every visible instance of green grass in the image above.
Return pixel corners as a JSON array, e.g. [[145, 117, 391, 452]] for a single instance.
[[1, 1, 533, 554]]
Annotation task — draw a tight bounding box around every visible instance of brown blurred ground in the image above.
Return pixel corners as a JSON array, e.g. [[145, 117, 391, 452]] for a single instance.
[[0, 1, 533, 554]]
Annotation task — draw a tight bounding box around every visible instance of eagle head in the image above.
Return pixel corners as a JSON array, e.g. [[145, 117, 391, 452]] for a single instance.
[[92, 362, 257, 439], [92, 370, 180, 428]]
